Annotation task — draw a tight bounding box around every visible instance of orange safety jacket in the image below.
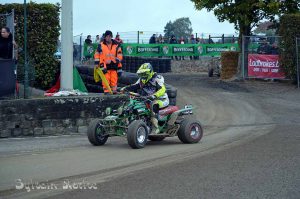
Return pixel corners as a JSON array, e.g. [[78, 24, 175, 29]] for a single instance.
[[94, 39, 122, 70]]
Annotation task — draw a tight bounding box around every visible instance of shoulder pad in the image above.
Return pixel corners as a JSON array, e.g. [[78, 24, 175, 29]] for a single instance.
[[156, 75, 164, 81]]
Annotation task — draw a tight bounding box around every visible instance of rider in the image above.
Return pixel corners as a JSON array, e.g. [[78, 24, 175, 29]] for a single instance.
[[121, 63, 169, 134]]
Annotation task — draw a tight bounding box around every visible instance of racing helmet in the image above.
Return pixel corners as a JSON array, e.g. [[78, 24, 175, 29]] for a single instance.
[[137, 63, 154, 84]]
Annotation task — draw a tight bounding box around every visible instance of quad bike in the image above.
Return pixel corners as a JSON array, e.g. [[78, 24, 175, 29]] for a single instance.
[[208, 57, 221, 77], [87, 92, 203, 149]]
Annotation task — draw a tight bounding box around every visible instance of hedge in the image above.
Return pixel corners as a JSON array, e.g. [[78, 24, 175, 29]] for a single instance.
[[0, 2, 60, 89], [279, 13, 300, 80]]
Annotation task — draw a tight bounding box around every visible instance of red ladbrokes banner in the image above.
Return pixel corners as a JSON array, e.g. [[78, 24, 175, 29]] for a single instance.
[[248, 54, 285, 79]]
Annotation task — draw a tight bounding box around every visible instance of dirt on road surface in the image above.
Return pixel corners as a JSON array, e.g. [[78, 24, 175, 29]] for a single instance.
[[0, 73, 299, 199], [164, 73, 300, 133]]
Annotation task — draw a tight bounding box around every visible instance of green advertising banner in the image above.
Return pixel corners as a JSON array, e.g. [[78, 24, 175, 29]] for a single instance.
[[83, 43, 98, 58], [83, 43, 239, 58]]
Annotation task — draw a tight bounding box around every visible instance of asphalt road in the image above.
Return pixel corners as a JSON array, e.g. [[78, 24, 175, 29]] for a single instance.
[[0, 74, 299, 199], [51, 124, 300, 199]]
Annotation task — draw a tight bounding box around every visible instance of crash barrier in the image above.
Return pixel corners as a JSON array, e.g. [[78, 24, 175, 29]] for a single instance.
[[242, 36, 285, 79], [0, 59, 16, 98], [83, 43, 239, 58], [75, 65, 177, 106], [81, 56, 171, 73], [122, 56, 171, 73], [0, 95, 127, 138]]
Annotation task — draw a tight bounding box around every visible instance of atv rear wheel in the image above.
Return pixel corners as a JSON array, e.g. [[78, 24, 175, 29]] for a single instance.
[[127, 120, 148, 149], [177, 118, 203, 144], [87, 119, 108, 146]]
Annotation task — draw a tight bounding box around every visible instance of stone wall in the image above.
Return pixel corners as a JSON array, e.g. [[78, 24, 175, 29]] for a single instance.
[[0, 95, 127, 138], [171, 57, 220, 73]]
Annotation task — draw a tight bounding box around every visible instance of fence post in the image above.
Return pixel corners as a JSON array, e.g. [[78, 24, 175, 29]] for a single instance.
[[137, 31, 140, 44], [11, 9, 18, 98], [222, 34, 224, 44], [79, 34, 82, 61], [209, 35, 211, 44], [24, 0, 29, 98], [296, 37, 299, 89], [11, 9, 15, 60], [242, 35, 245, 79]]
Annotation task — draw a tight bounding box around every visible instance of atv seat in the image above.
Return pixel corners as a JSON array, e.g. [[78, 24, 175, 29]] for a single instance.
[[159, 106, 179, 116]]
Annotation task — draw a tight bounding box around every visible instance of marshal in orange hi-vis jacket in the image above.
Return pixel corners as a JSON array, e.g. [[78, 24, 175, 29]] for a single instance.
[[94, 30, 123, 94]]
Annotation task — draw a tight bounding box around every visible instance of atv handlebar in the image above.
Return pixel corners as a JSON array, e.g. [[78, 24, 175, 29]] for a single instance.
[[119, 88, 153, 102], [128, 92, 141, 97]]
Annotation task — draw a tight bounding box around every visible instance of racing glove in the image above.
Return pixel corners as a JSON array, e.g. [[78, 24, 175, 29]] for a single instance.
[[117, 69, 123, 77], [120, 86, 127, 93], [115, 58, 121, 64], [102, 67, 107, 74], [147, 95, 156, 100]]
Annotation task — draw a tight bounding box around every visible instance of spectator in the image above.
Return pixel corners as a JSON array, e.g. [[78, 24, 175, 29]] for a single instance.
[[0, 27, 17, 60], [169, 35, 177, 44], [179, 36, 185, 60], [257, 38, 271, 54], [94, 35, 100, 43], [189, 34, 196, 44], [115, 34, 123, 44], [271, 42, 279, 55], [100, 33, 105, 42], [169, 35, 178, 60], [84, 35, 93, 60], [85, 35, 92, 45], [96, 30, 123, 94], [157, 34, 164, 44], [189, 34, 196, 60], [149, 34, 156, 44]]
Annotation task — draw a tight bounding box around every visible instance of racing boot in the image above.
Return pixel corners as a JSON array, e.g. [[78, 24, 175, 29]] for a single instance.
[[150, 117, 160, 134]]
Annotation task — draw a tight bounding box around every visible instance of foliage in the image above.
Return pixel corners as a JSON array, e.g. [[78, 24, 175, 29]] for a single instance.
[[0, 2, 60, 89], [253, 21, 276, 36], [190, 0, 300, 46], [279, 13, 300, 80], [164, 17, 193, 41]]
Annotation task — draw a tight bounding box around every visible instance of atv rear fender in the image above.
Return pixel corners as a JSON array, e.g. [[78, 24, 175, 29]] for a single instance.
[[167, 107, 193, 126]]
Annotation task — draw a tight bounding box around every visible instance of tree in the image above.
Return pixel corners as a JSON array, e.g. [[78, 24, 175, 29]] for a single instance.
[[190, 0, 300, 46], [0, 3, 60, 89], [164, 17, 193, 41], [279, 14, 300, 80], [253, 21, 276, 36]]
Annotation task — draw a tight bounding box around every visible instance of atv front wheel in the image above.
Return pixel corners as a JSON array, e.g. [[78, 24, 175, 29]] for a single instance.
[[87, 119, 108, 146], [127, 120, 148, 149], [177, 118, 203, 144]]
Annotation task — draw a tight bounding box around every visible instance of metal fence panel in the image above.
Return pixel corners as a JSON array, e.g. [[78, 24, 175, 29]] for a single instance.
[[242, 35, 283, 80]]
